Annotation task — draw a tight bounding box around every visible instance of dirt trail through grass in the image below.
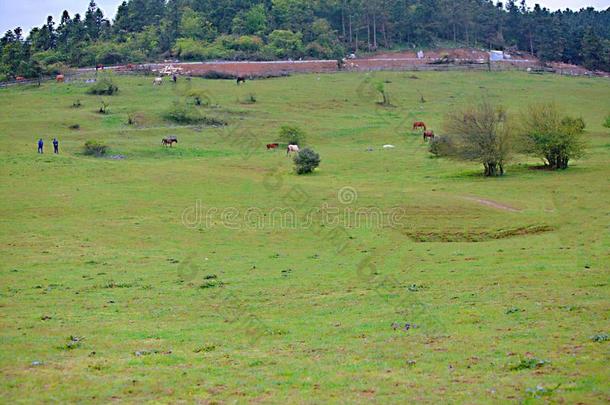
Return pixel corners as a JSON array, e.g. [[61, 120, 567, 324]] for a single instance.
[[461, 195, 522, 212]]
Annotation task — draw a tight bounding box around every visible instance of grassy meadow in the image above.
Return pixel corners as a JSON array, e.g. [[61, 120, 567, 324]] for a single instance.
[[0, 71, 609, 403]]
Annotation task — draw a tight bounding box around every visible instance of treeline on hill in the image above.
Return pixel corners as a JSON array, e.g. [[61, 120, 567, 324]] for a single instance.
[[1, 0, 609, 80]]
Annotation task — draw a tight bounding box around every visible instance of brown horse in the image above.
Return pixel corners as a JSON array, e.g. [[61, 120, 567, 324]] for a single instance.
[[162, 136, 178, 147], [413, 121, 426, 131], [266, 143, 279, 150], [423, 130, 435, 141], [56, 74, 64, 83]]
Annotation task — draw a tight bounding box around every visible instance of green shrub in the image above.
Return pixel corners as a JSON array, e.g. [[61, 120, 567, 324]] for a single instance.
[[603, 114, 610, 128], [279, 125, 306, 146], [164, 100, 226, 126], [428, 135, 454, 157], [444, 101, 513, 176], [519, 103, 586, 169], [87, 76, 118, 95], [510, 357, 549, 371], [294, 148, 320, 175], [83, 140, 108, 157]]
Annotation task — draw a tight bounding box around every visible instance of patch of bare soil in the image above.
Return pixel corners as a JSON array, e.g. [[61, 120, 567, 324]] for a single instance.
[[404, 225, 554, 242], [461, 196, 522, 212]]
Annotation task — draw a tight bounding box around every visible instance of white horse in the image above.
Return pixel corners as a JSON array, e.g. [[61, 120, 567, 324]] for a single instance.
[[153, 77, 163, 86], [287, 144, 300, 155]]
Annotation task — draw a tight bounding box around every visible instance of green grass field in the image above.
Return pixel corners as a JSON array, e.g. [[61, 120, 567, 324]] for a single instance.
[[1, 71, 609, 403]]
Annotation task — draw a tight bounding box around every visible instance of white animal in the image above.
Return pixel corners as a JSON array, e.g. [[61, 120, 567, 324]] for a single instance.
[[383, 144, 395, 149], [287, 144, 300, 154], [153, 77, 163, 85]]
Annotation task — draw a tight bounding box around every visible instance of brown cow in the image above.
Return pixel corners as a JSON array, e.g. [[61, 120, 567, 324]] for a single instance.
[[15, 76, 25, 81], [266, 143, 279, 150], [423, 130, 435, 141], [412, 121, 426, 131], [56, 74, 65, 83]]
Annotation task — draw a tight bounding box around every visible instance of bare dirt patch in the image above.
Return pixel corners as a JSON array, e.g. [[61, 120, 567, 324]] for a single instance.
[[461, 196, 522, 212], [404, 224, 554, 242]]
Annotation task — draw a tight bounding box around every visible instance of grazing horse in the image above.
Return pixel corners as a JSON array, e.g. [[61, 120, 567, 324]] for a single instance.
[[162, 136, 178, 147], [287, 144, 300, 155], [153, 77, 163, 86], [56, 74, 65, 83], [236, 76, 246, 85], [423, 130, 435, 141], [412, 121, 426, 131], [266, 143, 279, 150]]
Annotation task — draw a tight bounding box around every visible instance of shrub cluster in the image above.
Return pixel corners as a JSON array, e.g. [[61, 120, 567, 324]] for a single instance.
[[164, 100, 226, 126], [279, 125, 306, 146], [83, 140, 108, 157], [435, 102, 587, 175], [518, 105, 586, 170], [294, 148, 320, 175], [87, 77, 118, 95]]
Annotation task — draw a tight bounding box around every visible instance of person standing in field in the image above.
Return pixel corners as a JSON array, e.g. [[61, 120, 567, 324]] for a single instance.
[[53, 138, 59, 154], [37, 138, 44, 153]]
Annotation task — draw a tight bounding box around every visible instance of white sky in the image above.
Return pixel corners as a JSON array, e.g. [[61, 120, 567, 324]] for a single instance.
[[1, 0, 608, 37]]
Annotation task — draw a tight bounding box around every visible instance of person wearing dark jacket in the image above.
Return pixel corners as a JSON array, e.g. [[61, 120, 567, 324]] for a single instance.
[[37, 138, 44, 153], [53, 138, 59, 154]]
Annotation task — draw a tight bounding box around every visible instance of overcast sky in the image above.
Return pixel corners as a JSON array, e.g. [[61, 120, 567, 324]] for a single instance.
[[1, 0, 608, 36]]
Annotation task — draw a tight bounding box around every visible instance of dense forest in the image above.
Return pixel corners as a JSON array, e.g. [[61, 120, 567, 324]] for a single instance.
[[1, 0, 609, 79]]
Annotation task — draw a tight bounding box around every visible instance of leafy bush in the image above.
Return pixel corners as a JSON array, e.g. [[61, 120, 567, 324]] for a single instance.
[[591, 333, 609, 342], [294, 148, 320, 175], [428, 135, 454, 157], [510, 357, 549, 371], [603, 114, 610, 128], [83, 140, 108, 157], [87, 76, 118, 95], [279, 125, 306, 145], [164, 100, 226, 125], [443, 101, 513, 176], [164, 100, 196, 123], [98, 100, 109, 114], [374, 81, 391, 105], [518, 104, 586, 169]]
